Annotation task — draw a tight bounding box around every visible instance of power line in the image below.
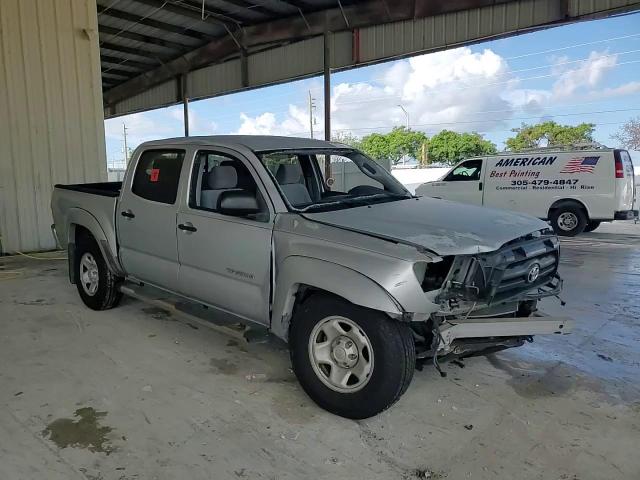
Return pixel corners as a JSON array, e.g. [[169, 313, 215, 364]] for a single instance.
[[285, 119, 633, 138], [320, 107, 640, 134], [334, 59, 640, 106], [503, 32, 640, 60]]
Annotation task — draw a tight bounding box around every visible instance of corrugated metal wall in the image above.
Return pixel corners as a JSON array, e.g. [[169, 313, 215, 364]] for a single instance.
[[0, 0, 106, 254]]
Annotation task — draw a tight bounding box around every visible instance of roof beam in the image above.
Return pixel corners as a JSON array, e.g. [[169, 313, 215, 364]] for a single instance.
[[107, 0, 512, 105], [97, 6, 209, 40], [132, 0, 242, 26], [98, 25, 192, 51], [220, 0, 279, 18], [102, 71, 131, 80], [100, 54, 153, 70], [100, 41, 170, 62], [277, 0, 313, 9], [101, 66, 140, 78]]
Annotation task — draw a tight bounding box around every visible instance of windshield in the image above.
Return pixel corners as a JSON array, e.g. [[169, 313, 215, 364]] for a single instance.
[[257, 149, 412, 212]]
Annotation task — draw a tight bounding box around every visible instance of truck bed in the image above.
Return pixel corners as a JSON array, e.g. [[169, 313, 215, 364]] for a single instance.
[[51, 183, 121, 256], [54, 182, 122, 197]]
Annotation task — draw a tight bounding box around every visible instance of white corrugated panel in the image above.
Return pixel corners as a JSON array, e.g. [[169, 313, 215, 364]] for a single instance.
[[113, 79, 178, 115], [358, 0, 562, 62], [0, 0, 107, 253], [248, 36, 325, 86], [332, 31, 353, 69], [188, 59, 243, 100], [569, 0, 638, 16]]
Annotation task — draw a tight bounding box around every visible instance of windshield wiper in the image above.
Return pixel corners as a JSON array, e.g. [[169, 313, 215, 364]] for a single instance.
[[296, 193, 411, 212]]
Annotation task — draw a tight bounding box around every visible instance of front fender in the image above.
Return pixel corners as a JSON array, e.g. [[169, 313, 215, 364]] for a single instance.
[[271, 255, 403, 341]]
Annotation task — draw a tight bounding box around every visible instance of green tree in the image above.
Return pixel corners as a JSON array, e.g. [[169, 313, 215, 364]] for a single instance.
[[331, 131, 362, 149], [505, 121, 595, 151], [427, 130, 497, 165], [359, 127, 428, 165], [611, 117, 640, 150]]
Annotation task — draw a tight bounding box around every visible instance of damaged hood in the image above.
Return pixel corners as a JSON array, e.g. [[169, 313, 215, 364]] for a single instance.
[[303, 196, 550, 256]]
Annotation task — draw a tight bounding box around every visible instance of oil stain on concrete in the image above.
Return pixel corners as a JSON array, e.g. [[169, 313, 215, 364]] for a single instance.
[[141, 306, 172, 320], [209, 357, 239, 375], [42, 407, 113, 453]]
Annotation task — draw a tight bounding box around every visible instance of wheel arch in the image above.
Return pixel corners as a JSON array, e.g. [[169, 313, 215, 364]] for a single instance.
[[547, 198, 590, 220], [67, 209, 124, 282], [271, 256, 404, 341]]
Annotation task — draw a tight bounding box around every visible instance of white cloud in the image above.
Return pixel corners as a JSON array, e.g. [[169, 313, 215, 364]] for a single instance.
[[104, 111, 180, 146], [235, 47, 517, 137], [236, 105, 309, 136], [552, 51, 618, 98]]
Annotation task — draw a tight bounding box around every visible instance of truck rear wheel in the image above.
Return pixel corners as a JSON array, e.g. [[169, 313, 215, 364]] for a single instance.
[[550, 204, 587, 236], [289, 293, 415, 419], [75, 235, 122, 310]]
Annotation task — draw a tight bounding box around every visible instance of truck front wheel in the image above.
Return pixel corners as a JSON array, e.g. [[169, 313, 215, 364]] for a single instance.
[[289, 294, 415, 419], [75, 235, 122, 310]]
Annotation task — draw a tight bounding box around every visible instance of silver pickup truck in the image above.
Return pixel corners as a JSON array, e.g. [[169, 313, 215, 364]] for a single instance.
[[51, 135, 570, 419]]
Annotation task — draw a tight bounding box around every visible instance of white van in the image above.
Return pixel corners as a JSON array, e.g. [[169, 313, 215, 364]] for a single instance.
[[416, 147, 637, 236]]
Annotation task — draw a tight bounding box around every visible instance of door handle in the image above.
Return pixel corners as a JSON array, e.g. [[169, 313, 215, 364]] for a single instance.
[[178, 223, 197, 233], [121, 210, 135, 218], [479, 182, 483, 191]]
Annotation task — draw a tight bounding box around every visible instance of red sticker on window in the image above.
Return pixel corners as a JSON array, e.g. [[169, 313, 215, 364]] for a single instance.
[[150, 168, 160, 182]]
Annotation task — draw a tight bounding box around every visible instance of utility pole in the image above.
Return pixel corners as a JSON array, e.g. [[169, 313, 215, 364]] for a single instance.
[[397, 104, 409, 130], [308, 90, 316, 139], [122, 122, 129, 166]]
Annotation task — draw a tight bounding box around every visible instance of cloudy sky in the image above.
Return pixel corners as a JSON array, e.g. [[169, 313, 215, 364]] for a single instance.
[[105, 12, 640, 167]]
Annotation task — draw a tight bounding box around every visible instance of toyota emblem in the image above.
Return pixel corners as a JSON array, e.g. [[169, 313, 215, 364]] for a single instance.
[[527, 263, 541, 283]]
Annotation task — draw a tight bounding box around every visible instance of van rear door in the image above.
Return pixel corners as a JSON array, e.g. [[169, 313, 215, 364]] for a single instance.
[[614, 150, 636, 218]]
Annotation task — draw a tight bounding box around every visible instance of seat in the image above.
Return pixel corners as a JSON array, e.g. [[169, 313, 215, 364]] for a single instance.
[[200, 166, 239, 210], [275, 164, 312, 206]]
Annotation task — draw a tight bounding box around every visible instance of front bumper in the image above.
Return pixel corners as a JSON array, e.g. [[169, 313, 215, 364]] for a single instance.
[[437, 311, 573, 354]]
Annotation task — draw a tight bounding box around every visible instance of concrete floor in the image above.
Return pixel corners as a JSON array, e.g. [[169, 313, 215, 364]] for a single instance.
[[1, 222, 639, 480]]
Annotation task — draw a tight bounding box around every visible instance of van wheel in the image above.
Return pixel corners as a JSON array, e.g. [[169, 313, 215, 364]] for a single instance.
[[75, 235, 122, 310], [584, 221, 601, 233], [289, 294, 415, 419], [550, 204, 587, 236]]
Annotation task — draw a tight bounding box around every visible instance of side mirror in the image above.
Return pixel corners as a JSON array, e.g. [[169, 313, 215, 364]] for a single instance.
[[218, 190, 260, 216]]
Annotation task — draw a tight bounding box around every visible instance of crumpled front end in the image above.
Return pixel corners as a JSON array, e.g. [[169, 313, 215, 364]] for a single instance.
[[412, 228, 571, 366], [435, 228, 562, 309]]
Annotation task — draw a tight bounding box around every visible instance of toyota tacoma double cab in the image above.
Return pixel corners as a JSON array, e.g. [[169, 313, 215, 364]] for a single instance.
[[51, 135, 570, 419]]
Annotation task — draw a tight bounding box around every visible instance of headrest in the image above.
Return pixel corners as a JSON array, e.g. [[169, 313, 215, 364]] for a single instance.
[[207, 166, 237, 189], [275, 164, 303, 185]]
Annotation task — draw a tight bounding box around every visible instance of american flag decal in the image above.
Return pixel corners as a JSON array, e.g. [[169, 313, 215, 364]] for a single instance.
[[560, 156, 600, 174]]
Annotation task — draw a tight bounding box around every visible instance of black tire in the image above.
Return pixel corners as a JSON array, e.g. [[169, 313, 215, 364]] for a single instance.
[[75, 234, 122, 310], [584, 220, 601, 233], [549, 203, 587, 236], [289, 294, 415, 419]]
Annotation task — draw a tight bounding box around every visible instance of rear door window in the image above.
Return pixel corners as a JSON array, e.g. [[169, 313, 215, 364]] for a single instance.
[[132, 150, 185, 204], [620, 150, 635, 177]]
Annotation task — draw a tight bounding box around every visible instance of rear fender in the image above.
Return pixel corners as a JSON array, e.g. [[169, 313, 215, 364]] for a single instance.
[[67, 208, 124, 281], [271, 255, 403, 341]]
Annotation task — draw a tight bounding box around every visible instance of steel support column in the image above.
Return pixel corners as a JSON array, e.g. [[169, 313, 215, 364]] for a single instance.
[[181, 74, 189, 137], [323, 31, 331, 142]]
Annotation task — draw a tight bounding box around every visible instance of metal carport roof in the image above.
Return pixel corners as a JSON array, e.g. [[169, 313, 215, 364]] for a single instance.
[[99, 0, 640, 118]]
